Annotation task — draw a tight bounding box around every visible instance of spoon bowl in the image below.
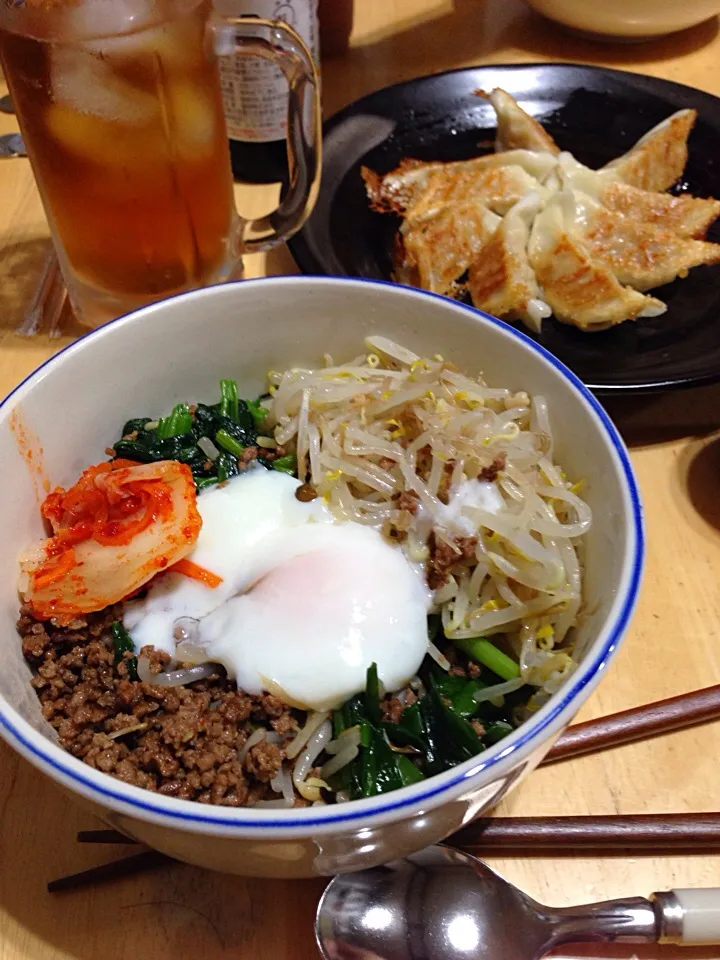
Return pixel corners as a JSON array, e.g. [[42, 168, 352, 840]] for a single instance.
[[316, 845, 720, 960], [316, 846, 546, 960]]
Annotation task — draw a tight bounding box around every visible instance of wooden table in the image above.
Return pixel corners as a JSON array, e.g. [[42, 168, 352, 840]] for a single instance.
[[2, 2, 720, 958]]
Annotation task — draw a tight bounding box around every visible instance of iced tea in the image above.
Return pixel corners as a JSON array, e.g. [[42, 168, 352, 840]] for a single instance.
[[0, 0, 238, 324]]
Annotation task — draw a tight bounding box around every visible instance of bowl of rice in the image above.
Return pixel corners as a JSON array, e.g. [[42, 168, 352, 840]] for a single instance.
[[0, 277, 643, 878]]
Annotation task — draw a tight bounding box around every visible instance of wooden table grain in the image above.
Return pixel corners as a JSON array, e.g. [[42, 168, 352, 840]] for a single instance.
[[2, 2, 720, 958]]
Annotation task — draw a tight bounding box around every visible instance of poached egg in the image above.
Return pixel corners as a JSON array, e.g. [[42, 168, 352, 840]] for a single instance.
[[124, 467, 432, 711]]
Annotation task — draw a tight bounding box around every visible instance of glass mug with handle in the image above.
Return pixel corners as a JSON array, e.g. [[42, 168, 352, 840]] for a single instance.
[[0, 0, 321, 327]]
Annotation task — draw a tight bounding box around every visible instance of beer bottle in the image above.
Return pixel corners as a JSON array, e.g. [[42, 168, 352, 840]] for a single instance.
[[214, 0, 320, 184]]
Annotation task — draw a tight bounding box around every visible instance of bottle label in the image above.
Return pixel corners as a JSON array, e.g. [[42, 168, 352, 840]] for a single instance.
[[215, 1, 318, 144]]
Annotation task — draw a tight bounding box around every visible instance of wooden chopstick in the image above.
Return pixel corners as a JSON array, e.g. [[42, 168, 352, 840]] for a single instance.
[[76, 830, 138, 844], [542, 684, 720, 764], [53, 685, 720, 890], [451, 813, 720, 854], [56, 813, 720, 891], [48, 851, 170, 893]]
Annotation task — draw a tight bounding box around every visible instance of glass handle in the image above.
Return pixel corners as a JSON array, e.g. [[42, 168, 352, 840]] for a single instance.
[[212, 16, 322, 252]]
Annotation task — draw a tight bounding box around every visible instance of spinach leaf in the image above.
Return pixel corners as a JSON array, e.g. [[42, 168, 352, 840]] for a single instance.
[[215, 429, 244, 458], [423, 679, 485, 774], [111, 622, 138, 681], [365, 662, 382, 725], [396, 754, 424, 786], [246, 397, 269, 427], [216, 452, 240, 483], [483, 721, 514, 746], [383, 702, 428, 754], [156, 403, 192, 440], [329, 664, 427, 799], [196, 402, 256, 445], [121, 417, 151, 437], [112, 380, 266, 492], [219, 379, 239, 422], [454, 635, 520, 681], [430, 669, 485, 719], [272, 454, 297, 475]]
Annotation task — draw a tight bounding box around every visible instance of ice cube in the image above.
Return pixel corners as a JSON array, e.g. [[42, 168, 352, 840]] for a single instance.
[[51, 45, 158, 125], [59, 0, 153, 43], [44, 102, 140, 166], [170, 82, 218, 156], [84, 17, 203, 74]]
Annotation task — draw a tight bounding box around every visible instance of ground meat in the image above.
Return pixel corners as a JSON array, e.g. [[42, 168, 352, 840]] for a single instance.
[[139, 645, 171, 674], [257, 694, 286, 718], [245, 740, 283, 783], [471, 720, 486, 737], [478, 452, 507, 482], [20, 619, 51, 662], [449, 660, 482, 680], [272, 712, 299, 736], [257, 445, 286, 464], [17, 607, 298, 807], [396, 412, 424, 449], [426, 532, 478, 589], [392, 489, 420, 515], [437, 461, 456, 505], [382, 687, 418, 723]]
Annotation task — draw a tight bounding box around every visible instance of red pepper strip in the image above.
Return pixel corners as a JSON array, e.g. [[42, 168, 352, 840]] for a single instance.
[[33, 548, 76, 589], [93, 492, 156, 546], [45, 521, 94, 557], [171, 559, 224, 589]]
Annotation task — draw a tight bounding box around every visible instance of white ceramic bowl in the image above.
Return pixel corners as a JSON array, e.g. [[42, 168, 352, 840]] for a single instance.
[[525, 0, 720, 38], [0, 278, 643, 878]]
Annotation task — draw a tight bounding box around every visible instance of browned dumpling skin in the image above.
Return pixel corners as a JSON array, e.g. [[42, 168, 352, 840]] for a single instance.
[[600, 182, 720, 240], [396, 200, 500, 295], [600, 109, 697, 192], [404, 164, 543, 221], [363, 93, 720, 334], [467, 194, 550, 332], [362, 150, 557, 216], [476, 87, 560, 156], [574, 192, 720, 291], [528, 193, 666, 331]]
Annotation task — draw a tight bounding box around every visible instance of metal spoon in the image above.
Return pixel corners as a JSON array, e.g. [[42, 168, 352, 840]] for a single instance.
[[315, 845, 720, 959]]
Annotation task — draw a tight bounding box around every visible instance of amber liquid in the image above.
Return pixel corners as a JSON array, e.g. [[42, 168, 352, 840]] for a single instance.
[[0, 1, 237, 323]]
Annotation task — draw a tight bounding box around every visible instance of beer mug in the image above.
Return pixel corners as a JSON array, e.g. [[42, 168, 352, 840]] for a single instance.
[[0, 0, 321, 327]]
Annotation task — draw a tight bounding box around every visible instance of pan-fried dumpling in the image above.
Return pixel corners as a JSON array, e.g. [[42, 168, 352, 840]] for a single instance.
[[362, 150, 558, 215], [467, 193, 551, 333], [601, 182, 720, 240], [477, 87, 560, 155], [571, 191, 720, 291], [556, 151, 720, 240], [404, 164, 546, 222], [363, 158, 433, 215], [396, 201, 501, 295], [554, 151, 615, 195], [528, 191, 666, 331], [600, 109, 697, 192]]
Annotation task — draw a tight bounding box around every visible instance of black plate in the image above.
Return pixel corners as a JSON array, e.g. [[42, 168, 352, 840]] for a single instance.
[[289, 63, 720, 394]]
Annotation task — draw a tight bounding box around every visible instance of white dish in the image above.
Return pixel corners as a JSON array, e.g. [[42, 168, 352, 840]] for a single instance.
[[0, 277, 643, 877], [525, 0, 720, 39]]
